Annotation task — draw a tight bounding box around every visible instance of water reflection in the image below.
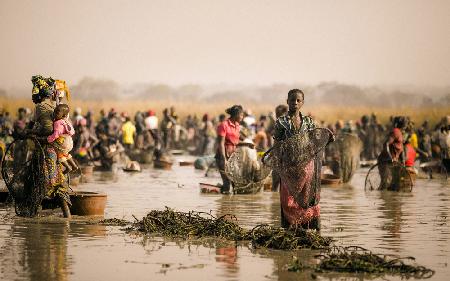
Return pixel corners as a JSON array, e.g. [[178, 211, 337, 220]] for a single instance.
[[1, 219, 71, 281], [378, 191, 405, 244], [215, 192, 278, 228], [215, 245, 239, 276], [94, 171, 119, 183], [0, 158, 449, 281]]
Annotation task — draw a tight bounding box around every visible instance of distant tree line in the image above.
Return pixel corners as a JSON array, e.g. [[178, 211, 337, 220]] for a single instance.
[[1, 77, 449, 108]]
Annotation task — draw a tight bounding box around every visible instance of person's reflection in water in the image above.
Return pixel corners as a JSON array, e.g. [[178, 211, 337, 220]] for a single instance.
[[215, 244, 239, 277], [378, 191, 409, 249], [3, 220, 71, 281]]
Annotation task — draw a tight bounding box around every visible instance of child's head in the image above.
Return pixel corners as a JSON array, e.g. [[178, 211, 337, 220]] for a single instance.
[[54, 104, 70, 120]]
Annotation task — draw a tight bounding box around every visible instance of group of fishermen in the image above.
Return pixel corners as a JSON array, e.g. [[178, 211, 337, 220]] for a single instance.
[[2, 106, 448, 173], [0, 78, 449, 229]]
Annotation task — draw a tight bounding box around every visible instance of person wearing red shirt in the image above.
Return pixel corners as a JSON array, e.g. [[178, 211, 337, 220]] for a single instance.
[[405, 143, 416, 168], [215, 105, 244, 194]]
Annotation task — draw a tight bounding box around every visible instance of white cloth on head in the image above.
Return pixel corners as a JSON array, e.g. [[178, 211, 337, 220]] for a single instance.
[[243, 116, 256, 127], [145, 116, 159, 130]]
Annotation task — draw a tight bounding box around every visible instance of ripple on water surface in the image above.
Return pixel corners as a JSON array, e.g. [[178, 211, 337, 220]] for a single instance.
[[0, 157, 449, 281]]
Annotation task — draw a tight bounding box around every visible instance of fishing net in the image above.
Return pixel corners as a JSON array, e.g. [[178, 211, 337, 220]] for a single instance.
[[225, 145, 271, 194], [1, 137, 47, 217], [264, 128, 331, 173], [326, 133, 362, 183], [263, 128, 330, 203], [365, 162, 414, 191]]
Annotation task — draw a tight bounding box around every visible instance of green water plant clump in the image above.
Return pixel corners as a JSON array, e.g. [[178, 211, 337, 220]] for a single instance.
[[98, 218, 130, 226], [133, 207, 332, 250], [101, 209, 433, 278], [136, 208, 246, 240], [249, 224, 332, 250], [289, 246, 435, 279]]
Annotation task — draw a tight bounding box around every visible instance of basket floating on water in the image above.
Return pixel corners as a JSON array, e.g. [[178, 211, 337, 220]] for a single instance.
[[199, 183, 220, 194], [179, 161, 194, 166]]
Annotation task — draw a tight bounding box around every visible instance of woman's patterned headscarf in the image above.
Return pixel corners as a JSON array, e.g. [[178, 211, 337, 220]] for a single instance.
[[31, 75, 55, 99]]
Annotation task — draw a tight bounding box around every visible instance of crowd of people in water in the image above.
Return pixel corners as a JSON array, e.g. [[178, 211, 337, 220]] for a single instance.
[[0, 77, 449, 226], [1, 100, 448, 172]]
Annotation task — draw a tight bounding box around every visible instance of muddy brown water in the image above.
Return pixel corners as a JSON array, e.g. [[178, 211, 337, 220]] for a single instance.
[[0, 156, 449, 281]]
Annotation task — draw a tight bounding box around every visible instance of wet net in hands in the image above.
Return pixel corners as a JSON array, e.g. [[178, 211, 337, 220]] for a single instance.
[[264, 128, 331, 174], [365, 161, 414, 192], [225, 145, 271, 194]]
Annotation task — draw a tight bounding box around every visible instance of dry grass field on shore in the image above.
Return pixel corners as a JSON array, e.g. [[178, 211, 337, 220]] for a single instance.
[[1, 97, 448, 126]]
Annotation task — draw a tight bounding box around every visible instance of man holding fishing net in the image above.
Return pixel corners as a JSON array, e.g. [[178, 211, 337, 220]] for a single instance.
[[264, 89, 334, 230]]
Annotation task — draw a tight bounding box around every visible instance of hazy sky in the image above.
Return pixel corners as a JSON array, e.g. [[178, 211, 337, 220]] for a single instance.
[[1, 0, 449, 88]]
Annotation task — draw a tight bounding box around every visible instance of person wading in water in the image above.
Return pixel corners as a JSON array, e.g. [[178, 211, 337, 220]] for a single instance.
[[271, 89, 333, 230], [27, 76, 72, 218], [215, 105, 244, 194]]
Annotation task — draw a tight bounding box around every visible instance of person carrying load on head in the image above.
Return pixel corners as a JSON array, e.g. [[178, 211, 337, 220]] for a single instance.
[[6, 75, 73, 218]]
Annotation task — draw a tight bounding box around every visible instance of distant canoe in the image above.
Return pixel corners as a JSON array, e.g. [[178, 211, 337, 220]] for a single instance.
[[123, 168, 141, 172], [179, 161, 194, 166], [199, 183, 220, 194], [321, 174, 342, 185]]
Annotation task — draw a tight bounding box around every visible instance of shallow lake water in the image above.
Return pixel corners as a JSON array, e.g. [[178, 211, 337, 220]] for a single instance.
[[0, 155, 449, 281]]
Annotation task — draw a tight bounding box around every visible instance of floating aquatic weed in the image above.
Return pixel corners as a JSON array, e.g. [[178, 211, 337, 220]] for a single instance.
[[132, 207, 332, 250], [288, 246, 435, 279], [135, 207, 246, 240], [98, 218, 131, 226], [249, 224, 332, 250]]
